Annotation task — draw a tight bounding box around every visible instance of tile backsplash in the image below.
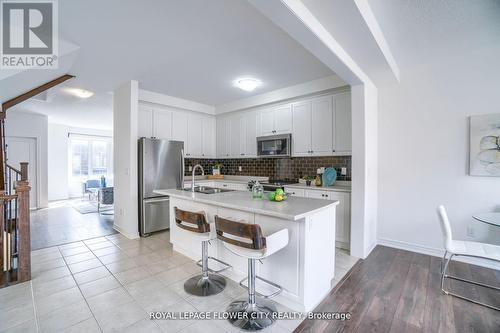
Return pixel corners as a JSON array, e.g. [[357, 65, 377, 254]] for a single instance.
[[185, 156, 351, 181]]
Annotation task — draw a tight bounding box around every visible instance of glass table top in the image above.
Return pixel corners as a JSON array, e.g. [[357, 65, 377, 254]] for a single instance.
[[472, 212, 500, 227]]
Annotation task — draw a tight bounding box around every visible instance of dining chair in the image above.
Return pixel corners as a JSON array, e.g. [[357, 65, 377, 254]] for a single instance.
[[437, 205, 500, 311]]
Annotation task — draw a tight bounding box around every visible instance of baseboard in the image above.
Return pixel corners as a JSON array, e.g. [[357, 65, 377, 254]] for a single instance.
[[113, 224, 140, 239], [378, 238, 500, 270]]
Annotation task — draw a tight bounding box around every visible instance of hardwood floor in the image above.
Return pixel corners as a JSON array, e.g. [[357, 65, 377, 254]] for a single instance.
[[295, 246, 500, 333], [31, 200, 116, 250]]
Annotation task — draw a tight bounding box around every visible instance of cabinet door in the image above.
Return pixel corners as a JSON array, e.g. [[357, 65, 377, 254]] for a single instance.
[[274, 104, 293, 134], [311, 96, 333, 155], [138, 105, 153, 138], [284, 187, 305, 197], [187, 113, 203, 157], [333, 92, 352, 153], [216, 117, 227, 158], [171, 111, 188, 152], [292, 101, 312, 156], [153, 109, 172, 140], [260, 108, 275, 136], [229, 115, 241, 157], [326, 191, 351, 249], [304, 189, 327, 200], [202, 117, 216, 158], [238, 115, 247, 157], [244, 112, 258, 157]]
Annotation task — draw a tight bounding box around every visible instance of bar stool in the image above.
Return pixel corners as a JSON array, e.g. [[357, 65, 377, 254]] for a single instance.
[[215, 215, 289, 331], [174, 207, 231, 296]]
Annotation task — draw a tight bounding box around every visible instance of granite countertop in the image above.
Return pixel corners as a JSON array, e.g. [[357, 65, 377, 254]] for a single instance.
[[284, 183, 352, 193], [155, 189, 338, 221]]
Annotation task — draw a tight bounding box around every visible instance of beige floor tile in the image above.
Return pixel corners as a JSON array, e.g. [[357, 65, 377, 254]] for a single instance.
[[143, 258, 176, 275], [105, 258, 140, 274], [32, 266, 71, 283], [0, 300, 35, 332], [131, 285, 183, 312], [87, 287, 134, 313], [115, 267, 152, 285], [64, 251, 97, 265], [87, 241, 115, 251], [121, 319, 163, 333], [80, 275, 121, 298], [68, 258, 102, 274], [0, 281, 32, 311], [31, 250, 62, 263], [84, 236, 109, 245], [169, 253, 192, 266], [0, 319, 37, 333], [61, 317, 101, 333], [186, 290, 233, 312], [73, 265, 111, 285], [154, 299, 198, 333], [155, 267, 193, 286], [32, 275, 77, 299], [35, 286, 84, 317], [60, 246, 90, 257], [92, 245, 121, 257], [32, 257, 66, 274], [38, 300, 93, 333], [98, 251, 129, 264], [58, 241, 85, 251], [93, 300, 148, 333]]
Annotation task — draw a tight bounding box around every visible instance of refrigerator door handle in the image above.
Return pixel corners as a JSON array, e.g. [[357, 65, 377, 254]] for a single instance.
[[182, 148, 185, 184], [143, 197, 170, 203]]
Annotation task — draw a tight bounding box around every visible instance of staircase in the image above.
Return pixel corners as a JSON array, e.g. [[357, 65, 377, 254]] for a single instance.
[[0, 115, 31, 286]]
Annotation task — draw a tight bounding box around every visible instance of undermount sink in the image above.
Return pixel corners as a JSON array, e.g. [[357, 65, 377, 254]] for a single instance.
[[184, 186, 234, 194]]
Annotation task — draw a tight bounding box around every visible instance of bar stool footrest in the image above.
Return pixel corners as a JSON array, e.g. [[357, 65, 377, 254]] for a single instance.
[[239, 275, 283, 299], [196, 256, 232, 273]]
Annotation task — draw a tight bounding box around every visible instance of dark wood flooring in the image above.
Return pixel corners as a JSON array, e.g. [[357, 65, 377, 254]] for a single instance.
[[295, 245, 500, 333], [30, 201, 116, 250]]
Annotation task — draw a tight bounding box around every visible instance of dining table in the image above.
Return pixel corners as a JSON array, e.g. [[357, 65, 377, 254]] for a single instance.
[[472, 212, 500, 228]]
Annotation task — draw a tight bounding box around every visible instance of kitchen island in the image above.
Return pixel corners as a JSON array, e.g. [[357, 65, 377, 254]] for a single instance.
[[154, 189, 339, 312]]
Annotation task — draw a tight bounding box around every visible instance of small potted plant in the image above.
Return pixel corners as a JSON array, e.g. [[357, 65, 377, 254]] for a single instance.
[[212, 162, 224, 175], [303, 175, 312, 186]]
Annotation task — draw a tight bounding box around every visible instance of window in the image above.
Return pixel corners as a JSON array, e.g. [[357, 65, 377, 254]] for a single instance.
[[69, 134, 113, 197]]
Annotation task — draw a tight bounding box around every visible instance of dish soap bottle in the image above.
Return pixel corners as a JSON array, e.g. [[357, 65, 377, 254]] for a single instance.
[[315, 168, 322, 187], [252, 181, 263, 199]]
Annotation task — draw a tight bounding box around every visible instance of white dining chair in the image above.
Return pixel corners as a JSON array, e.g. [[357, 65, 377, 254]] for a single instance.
[[437, 205, 500, 311]]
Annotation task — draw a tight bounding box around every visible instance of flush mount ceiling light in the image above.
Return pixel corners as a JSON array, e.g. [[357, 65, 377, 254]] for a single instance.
[[63, 87, 94, 99], [234, 77, 262, 92]]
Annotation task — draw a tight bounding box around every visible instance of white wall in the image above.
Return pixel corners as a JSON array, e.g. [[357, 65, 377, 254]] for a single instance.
[[5, 111, 49, 208], [48, 124, 113, 201], [377, 47, 500, 264], [113, 80, 140, 239]]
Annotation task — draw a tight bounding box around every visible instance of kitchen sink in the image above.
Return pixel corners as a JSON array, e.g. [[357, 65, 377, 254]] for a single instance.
[[183, 186, 234, 194]]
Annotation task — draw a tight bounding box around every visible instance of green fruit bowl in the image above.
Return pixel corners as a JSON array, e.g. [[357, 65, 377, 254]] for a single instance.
[[267, 191, 288, 202]]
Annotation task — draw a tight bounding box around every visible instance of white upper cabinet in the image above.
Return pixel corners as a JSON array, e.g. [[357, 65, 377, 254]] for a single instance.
[[216, 116, 231, 158], [202, 117, 216, 158], [138, 105, 153, 138], [244, 112, 257, 157], [274, 105, 293, 134], [333, 92, 352, 154], [229, 115, 241, 157], [153, 109, 172, 140], [259, 104, 292, 136], [171, 111, 189, 150], [311, 96, 333, 155], [291, 101, 312, 156], [187, 113, 203, 157]]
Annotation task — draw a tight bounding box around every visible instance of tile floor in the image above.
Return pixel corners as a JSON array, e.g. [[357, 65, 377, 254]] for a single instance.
[[1, 232, 358, 333], [31, 200, 116, 250]]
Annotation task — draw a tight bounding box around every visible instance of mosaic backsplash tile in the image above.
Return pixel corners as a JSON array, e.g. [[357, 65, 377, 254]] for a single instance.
[[185, 156, 351, 181]]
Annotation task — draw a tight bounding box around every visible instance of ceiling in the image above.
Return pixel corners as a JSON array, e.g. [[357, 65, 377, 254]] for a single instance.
[[2, 0, 336, 129]]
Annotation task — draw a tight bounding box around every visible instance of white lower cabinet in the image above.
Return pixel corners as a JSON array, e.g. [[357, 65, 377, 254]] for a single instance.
[[286, 187, 351, 250]]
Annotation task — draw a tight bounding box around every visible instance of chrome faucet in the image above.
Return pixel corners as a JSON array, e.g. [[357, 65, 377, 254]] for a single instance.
[[191, 164, 205, 192]]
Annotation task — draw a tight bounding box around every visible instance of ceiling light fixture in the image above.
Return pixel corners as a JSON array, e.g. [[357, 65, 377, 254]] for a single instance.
[[63, 87, 94, 99], [234, 77, 261, 92]]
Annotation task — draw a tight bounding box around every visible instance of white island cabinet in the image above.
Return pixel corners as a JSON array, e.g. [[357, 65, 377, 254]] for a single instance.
[[154, 189, 339, 312]]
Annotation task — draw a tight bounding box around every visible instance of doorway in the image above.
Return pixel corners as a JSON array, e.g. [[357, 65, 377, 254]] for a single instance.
[[6, 136, 38, 209]]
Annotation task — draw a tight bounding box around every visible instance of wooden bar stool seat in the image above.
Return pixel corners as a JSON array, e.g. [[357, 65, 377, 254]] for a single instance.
[[174, 207, 231, 297], [215, 215, 289, 331]]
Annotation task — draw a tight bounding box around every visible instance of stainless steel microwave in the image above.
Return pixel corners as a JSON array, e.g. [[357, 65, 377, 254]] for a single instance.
[[256, 134, 291, 158]]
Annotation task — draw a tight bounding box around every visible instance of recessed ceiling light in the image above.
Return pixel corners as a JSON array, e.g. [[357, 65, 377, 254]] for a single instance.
[[63, 87, 94, 99], [234, 77, 261, 92]]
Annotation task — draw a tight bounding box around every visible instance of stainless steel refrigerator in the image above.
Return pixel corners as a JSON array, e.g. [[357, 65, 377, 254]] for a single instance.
[[138, 138, 184, 236]]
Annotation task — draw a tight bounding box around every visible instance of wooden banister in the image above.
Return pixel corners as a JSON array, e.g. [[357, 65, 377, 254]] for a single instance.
[[19, 162, 28, 181], [15, 181, 31, 282]]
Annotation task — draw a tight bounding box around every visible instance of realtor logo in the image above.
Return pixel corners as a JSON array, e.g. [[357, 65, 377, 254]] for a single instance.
[[1, 0, 58, 69]]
